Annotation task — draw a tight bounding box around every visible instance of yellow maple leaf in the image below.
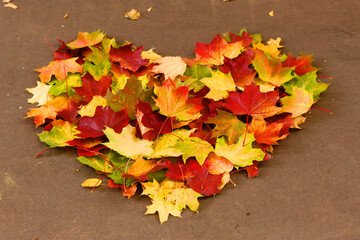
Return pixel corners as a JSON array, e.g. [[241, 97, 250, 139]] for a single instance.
[[201, 70, 236, 101], [103, 125, 154, 159], [142, 179, 202, 223], [141, 48, 162, 62], [78, 96, 108, 117], [215, 133, 265, 167]]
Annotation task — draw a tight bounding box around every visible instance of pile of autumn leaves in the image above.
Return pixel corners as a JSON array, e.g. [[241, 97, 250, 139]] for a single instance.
[[26, 30, 328, 223]]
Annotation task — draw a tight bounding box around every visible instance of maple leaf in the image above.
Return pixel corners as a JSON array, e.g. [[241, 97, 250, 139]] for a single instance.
[[203, 152, 234, 189], [35, 57, 83, 83], [25, 105, 58, 127], [27, 81, 53, 106], [249, 117, 292, 145], [150, 129, 196, 159], [244, 162, 260, 178], [280, 86, 314, 117], [175, 137, 214, 165], [154, 79, 203, 121], [186, 165, 223, 196], [252, 49, 294, 86], [135, 100, 172, 141], [103, 125, 154, 159], [200, 70, 236, 101], [141, 48, 162, 62], [48, 74, 82, 97], [77, 106, 129, 138], [222, 41, 244, 59], [73, 73, 112, 102], [142, 178, 202, 223], [78, 96, 108, 117], [282, 71, 329, 100], [66, 30, 105, 49], [253, 37, 282, 58], [38, 119, 80, 148], [83, 59, 112, 81], [44, 95, 82, 123], [126, 156, 157, 178], [221, 55, 256, 88], [152, 56, 187, 80], [77, 155, 114, 173], [85, 37, 118, 65], [164, 158, 223, 196], [110, 44, 149, 72], [194, 34, 228, 65], [282, 53, 318, 76], [224, 84, 280, 119], [184, 64, 212, 80], [107, 76, 153, 119], [120, 184, 138, 199], [214, 134, 265, 167], [206, 110, 246, 144]]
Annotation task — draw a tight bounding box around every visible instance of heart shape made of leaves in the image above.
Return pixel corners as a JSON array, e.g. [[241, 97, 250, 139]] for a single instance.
[[26, 30, 329, 223]]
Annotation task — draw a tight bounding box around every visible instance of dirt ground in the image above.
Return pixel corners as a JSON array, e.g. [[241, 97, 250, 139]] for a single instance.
[[0, 0, 359, 239]]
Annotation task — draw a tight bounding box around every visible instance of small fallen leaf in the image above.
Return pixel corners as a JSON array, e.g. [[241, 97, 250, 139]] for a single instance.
[[81, 178, 102, 188], [64, 12, 69, 19], [4, 2, 18, 9], [269, 11, 274, 16], [3, 0, 12, 3], [147, 7, 153, 12], [124, 9, 141, 20]]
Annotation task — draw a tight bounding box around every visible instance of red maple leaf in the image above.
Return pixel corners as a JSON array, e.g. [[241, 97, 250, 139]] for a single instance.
[[228, 31, 253, 47], [109, 44, 149, 72], [135, 100, 173, 141], [224, 84, 280, 120], [76, 106, 129, 138], [73, 73, 112, 102], [249, 115, 293, 145], [282, 53, 318, 76], [244, 162, 260, 178], [186, 165, 223, 196], [165, 158, 223, 196], [194, 34, 228, 65], [220, 55, 256, 88]]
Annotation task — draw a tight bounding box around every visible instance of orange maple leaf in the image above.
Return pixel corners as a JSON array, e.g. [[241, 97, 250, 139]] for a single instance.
[[154, 79, 203, 121], [25, 105, 58, 127], [35, 57, 83, 83]]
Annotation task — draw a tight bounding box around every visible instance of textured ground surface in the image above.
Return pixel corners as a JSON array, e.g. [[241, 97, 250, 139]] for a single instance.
[[0, 0, 359, 239]]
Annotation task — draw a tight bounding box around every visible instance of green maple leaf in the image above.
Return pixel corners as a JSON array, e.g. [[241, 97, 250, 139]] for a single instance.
[[103, 125, 154, 159], [86, 37, 119, 65], [175, 137, 214, 165], [206, 110, 246, 145], [150, 129, 195, 159], [200, 69, 236, 101], [142, 179, 202, 224], [38, 119, 80, 148], [184, 64, 212, 80], [48, 74, 82, 96], [252, 49, 294, 86], [77, 155, 114, 173], [214, 133, 265, 167], [282, 71, 329, 100], [83, 59, 111, 81]]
